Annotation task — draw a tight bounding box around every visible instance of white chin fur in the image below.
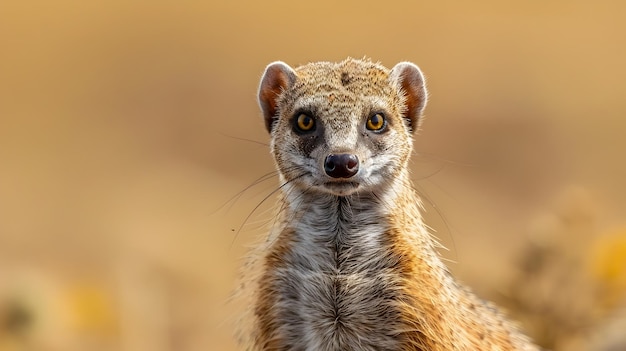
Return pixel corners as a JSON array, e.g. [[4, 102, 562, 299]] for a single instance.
[[320, 182, 360, 196]]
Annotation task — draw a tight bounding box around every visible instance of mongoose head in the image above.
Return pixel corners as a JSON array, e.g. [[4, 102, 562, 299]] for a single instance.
[[258, 58, 427, 196]]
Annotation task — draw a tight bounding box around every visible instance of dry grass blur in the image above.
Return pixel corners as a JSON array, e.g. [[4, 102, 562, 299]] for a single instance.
[[1, 1, 625, 350]]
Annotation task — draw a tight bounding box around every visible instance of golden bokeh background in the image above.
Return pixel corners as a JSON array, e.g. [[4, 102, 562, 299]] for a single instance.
[[1, 1, 625, 350]]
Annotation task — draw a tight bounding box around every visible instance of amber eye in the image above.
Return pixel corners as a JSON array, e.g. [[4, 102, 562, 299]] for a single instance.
[[366, 113, 386, 131], [295, 113, 315, 132]]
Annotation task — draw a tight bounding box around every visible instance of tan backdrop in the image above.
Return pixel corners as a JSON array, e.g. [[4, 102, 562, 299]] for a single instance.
[[1, 1, 625, 350]]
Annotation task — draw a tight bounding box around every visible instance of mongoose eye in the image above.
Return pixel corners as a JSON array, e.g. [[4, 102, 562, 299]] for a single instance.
[[366, 113, 386, 131], [294, 113, 316, 132]]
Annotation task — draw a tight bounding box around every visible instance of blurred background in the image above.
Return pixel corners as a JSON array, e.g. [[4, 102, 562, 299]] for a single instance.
[[1, 1, 625, 350]]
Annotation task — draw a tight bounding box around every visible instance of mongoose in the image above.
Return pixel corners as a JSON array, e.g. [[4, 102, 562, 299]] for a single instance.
[[240, 58, 540, 350]]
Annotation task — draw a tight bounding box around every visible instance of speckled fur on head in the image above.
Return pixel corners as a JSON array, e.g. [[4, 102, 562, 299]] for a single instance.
[[258, 58, 427, 198], [238, 58, 541, 351]]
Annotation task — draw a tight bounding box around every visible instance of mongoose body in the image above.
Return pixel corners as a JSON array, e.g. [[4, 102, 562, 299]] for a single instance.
[[242, 58, 540, 350]]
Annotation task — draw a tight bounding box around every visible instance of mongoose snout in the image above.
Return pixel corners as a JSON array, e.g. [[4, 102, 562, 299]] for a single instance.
[[324, 153, 359, 178]]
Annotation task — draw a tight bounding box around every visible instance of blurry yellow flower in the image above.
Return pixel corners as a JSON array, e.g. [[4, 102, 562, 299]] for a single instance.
[[64, 283, 118, 336], [590, 229, 626, 310]]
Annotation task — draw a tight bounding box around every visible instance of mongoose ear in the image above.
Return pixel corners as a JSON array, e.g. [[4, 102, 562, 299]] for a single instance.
[[390, 62, 427, 133], [258, 61, 297, 133]]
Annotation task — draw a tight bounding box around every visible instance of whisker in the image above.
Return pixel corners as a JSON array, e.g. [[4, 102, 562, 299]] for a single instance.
[[264, 174, 313, 249], [213, 165, 301, 216], [212, 170, 279, 215], [218, 132, 270, 147], [412, 160, 448, 181], [412, 181, 458, 262], [230, 171, 308, 249]]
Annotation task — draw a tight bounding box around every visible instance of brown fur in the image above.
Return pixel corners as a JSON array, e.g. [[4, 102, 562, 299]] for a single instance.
[[238, 58, 540, 351]]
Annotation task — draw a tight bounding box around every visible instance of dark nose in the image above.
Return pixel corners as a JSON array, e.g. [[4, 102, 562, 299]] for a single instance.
[[324, 154, 359, 178]]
